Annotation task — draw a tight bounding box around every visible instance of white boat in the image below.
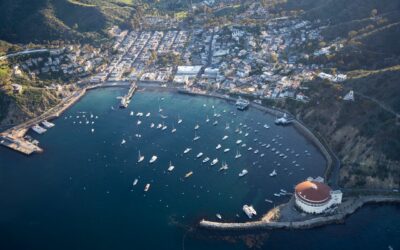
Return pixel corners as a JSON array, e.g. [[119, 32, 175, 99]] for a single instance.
[[136, 112, 143, 117], [138, 151, 144, 163], [144, 184, 150, 192], [31, 124, 47, 134], [202, 157, 210, 163], [146, 112, 151, 117], [206, 116, 210, 123], [41, 120, 55, 128], [245, 132, 249, 137], [183, 148, 192, 154], [247, 147, 252, 151], [216, 144, 222, 150], [213, 121, 218, 126], [273, 193, 281, 197], [157, 123, 162, 129], [171, 126, 176, 133], [193, 131, 200, 141], [177, 115, 182, 124], [225, 123, 230, 130], [184, 171, 193, 178], [149, 155, 158, 163], [162, 125, 167, 130], [216, 214, 222, 220], [210, 158, 218, 166], [137, 120, 142, 125], [223, 148, 230, 153], [264, 199, 273, 203], [91, 128, 95, 133], [133, 179, 138, 186], [196, 152, 204, 158], [150, 123, 155, 128], [121, 139, 126, 145], [236, 140, 242, 144], [239, 169, 248, 177], [242, 205, 257, 218], [263, 124, 270, 129], [254, 149, 259, 154], [167, 161, 175, 172], [219, 161, 228, 171], [222, 135, 228, 140], [194, 124, 200, 130], [130, 111, 134, 116], [235, 150, 242, 159], [269, 169, 277, 177]]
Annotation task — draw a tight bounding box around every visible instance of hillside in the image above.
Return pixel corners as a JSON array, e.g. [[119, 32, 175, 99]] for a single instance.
[[0, 0, 141, 43]]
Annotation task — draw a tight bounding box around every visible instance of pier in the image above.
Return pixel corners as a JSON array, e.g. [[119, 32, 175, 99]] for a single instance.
[[120, 81, 138, 108]]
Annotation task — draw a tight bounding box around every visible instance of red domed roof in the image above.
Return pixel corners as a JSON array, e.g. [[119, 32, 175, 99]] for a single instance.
[[295, 181, 331, 204]]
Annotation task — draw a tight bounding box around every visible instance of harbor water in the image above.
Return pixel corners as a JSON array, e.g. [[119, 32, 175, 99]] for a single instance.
[[0, 88, 398, 249]]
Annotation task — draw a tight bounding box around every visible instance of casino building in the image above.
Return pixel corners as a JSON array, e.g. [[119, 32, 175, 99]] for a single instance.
[[294, 177, 342, 214]]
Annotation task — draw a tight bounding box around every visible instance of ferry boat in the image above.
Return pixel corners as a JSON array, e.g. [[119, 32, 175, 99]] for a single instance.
[[210, 158, 218, 166], [138, 151, 144, 163], [184, 171, 193, 178], [239, 169, 248, 177], [196, 152, 204, 158], [223, 148, 230, 153], [216, 144, 222, 150], [269, 169, 277, 177], [235, 97, 250, 111], [31, 124, 47, 134], [235, 150, 242, 159], [167, 161, 175, 172], [202, 157, 210, 163], [222, 135, 228, 140], [242, 205, 257, 218], [133, 179, 138, 186], [149, 155, 158, 163], [41, 120, 55, 128], [144, 184, 150, 192], [183, 148, 192, 154]]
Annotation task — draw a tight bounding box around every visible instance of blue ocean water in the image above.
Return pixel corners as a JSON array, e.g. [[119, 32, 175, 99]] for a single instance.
[[0, 88, 398, 250]]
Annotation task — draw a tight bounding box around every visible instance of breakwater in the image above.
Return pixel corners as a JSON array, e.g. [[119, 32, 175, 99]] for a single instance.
[[199, 196, 400, 231]]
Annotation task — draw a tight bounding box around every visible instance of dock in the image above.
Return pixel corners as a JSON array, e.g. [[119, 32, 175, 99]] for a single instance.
[[120, 81, 138, 108], [0, 133, 43, 155]]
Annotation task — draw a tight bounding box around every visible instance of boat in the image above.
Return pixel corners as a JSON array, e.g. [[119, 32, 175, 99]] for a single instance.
[[223, 148, 230, 153], [213, 121, 218, 126], [193, 131, 200, 141], [150, 123, 155, 128], [31, 124, 47, 134], [245, 132, 249, 137], [273, 193, 281, 197], [130, 111, 134, 116], [216, 214, 222, 220], [219, 161, 228, 171], [242, 205, 257, 218], [149, 155, 158, 163], [196, 152, 204, 158], [91, 128, 95, 133], [133, 179, 138, 186], [235, 150, 242, 159], [184, 171, 193, 178], [177, 115, 182, 124], [206, 116, 210, 123], [239, 169, 248, 177], [137, 120, 142, 125], [194, 124, 200, 130], [263, 124, 270, 129], [121, 139, 126, 145], [247, 147, 252, 151], [167, 161, 175, 172], [275, 113, 292, 125], [235, 97, 250, 110], [146, 112, 151, 117], [236, 140, 242, 144], [254, 149, 259, 154], [264, 199, 273, 203], [157, 123, 162, 129], [225, 123, 230, 130], [222, 135, 228, 140], [144, 184, 150, 192], [41, 120, 55, 128], [138, 151, 144, 163], [269, 169, 277, 177], [216, 144, 222, 150], [210, 158, 218, 166], [171, 125, 176, 133], [202, 157, 210, 163], [183, 148, 192, 154]]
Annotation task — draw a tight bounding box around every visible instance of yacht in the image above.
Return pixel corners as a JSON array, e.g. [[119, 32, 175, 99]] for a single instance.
[[167, 161, 175, 172], [216, 144, 222, 150], [196, 152, 204, 158], [132, 179, 138, 186], [146, 112, 151, 117], [242, 205, 257, 218], [222, 135, 228, 140], [210, 158, 219, 166], [138, 151, 144, 163], [144, 184, 150, 192], [183, 148, 192, 154], [241, 143, 247, 147], [194, 124, 200, 130], [149, 155, 158, 163], [239, 169, 248, 177], [223, 148, 230, 153], [177, 115, 182, 124], [236, 140, 242, 144], [202, 157, 210, 163], [269, 169, 277, 177], [235, 150, 242, 159], [171, 125, 176, 133], [184, 171, 193, 178]]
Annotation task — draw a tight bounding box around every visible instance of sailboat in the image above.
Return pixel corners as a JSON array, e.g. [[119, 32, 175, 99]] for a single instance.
[[193, 131, 200, 141], [206, 116, 210, 123], [171, 124, 176, 133], [167, 161, 175, 172], [235, 150, 242, 159], [177, 115, 182, 124], [138, 151, 144, 163], [219, 161, 228, 171]]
